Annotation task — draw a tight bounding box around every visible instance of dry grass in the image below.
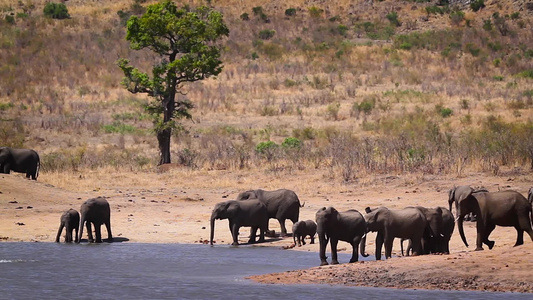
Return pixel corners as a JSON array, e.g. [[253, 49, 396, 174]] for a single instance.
[[0, 0, 531, 184]]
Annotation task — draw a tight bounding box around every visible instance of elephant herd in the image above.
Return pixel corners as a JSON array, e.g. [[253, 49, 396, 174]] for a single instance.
[[3, 147, 532, 265], [210, 186, 533, 266]]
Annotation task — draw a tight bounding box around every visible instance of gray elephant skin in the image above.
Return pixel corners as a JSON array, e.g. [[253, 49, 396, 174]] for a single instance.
[[364, 206, 426, 260], [236, 189, 303, 236], [0, 147, 40, 180], [449, 185, 533, 250], [210, 199, 268, 246], [77, 197, 113, 243], [292, 220, 316, 247], [315, 207, 367, 266], [55, 208, 80, 243], [402, 206, 454, 255]]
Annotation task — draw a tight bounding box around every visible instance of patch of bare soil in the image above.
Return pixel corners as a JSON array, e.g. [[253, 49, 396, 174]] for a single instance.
[[1, 170, 533, 293], [249, 243, 533, 293]]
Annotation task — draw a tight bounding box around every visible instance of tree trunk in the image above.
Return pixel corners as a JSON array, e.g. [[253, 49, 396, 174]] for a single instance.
[[157, 128, 171, 165]]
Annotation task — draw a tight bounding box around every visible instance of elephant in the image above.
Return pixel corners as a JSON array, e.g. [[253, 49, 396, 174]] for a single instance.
[[401, 206, 455, 255], [448, 185, 533, 250], [55, 208, 80, 243], [236, 189, 304, 236], [0, 147, 40, 180], [210, 199, 269, 246], [364, 206, 427, 260], [315, 207, 367, 266], [77, 197, 113, 243], [292, 220, 317, 247], [528, 187, 533, 206]]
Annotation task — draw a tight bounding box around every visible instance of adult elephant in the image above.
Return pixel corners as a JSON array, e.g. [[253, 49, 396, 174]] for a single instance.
[[0, 147, 40, 180], [77, 197, 113, 243], [449, 185, 533, 250], [236, 189, 303, 236], [364, 206, 426, 260], [402, 206, 454, 255], [55, 208, 80, 243], [210, 199, 268, 246], [315, 207, 366, 266]]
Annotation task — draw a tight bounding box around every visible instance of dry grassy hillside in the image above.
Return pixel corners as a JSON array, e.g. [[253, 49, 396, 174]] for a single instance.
[[0, 0, 532, 187]]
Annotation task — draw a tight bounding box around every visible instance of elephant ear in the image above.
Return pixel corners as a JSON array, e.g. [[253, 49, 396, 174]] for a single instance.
[[435, 206, 443, 215], [455, 186, 474, 204], [226, 201, 240, 217]]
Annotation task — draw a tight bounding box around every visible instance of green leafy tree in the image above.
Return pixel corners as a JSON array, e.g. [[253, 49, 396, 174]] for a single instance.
[[118, 1, 228, 165]]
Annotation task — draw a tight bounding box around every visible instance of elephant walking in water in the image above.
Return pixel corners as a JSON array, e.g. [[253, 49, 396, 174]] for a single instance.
[[0, 147, 40, 180], [55, 209, 80, 243], [210, 199, 269, 246], [449, 186, 533, 250], [77, 197, 113, 243], [237, 189, 303, 236], [316, 207, 367, 266]]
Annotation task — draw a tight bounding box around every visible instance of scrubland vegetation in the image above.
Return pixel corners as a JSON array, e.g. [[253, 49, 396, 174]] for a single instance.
[[0, 0, 532, 183]]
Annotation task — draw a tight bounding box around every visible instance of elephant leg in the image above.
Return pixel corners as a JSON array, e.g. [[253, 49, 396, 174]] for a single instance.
[[74, 227, 79, 243], [302, 234, 306, 245], [231, 223, 239, 246], [278, 219, 288, 237], [95, 224, 102, 243], [483, 223, 496, 249], [517, 215, 533, 244], [310, 235, 315, 244], [349, 236, 362, 263], [318, 234, 329, 266], [105, 219, 113, 242], [514, 226, 524, 247], [65, 228, 72, 243], [248, 226, 258, 244], [258, 225, 265, 243], [375, 232, 384, 260], [384, 236, 394, 259], [86, 222, 94, 243], [475, 219, 485, 251], [296, 234, 302, 247], [330, 238, 339, 264], [411, 237, 423, 256]]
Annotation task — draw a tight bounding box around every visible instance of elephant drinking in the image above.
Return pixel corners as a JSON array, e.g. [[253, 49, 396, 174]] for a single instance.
[[77, 197, 113, 243], [55, 208, 80, 243], [210, 199, 268, 246]]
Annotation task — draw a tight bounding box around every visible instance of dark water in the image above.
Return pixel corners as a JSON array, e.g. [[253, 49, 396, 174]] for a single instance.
[[0, 243, 529, 300]]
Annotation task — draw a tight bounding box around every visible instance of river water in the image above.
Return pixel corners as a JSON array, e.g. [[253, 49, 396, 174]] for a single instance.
[[0, 243, 529, 299]]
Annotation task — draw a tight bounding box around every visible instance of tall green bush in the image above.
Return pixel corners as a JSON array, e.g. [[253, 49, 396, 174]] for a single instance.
[[43, 2, 70, 19]]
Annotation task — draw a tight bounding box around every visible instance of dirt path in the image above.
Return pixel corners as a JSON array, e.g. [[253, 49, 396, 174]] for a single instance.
[[1, 170, 532, 293]]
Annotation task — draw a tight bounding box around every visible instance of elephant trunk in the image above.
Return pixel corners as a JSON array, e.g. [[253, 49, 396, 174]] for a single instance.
[[209, 213, 216, 245], [457, 216, 469, 248], [360, 234, 369, 257]]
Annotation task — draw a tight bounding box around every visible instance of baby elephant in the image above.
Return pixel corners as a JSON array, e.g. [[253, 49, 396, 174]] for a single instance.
[[55, 209, 80, 243], [292, 220, 317, 246]]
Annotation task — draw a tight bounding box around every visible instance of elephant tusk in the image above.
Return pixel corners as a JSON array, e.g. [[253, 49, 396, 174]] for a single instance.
[[440, 234, 444, 237], [455, 217, 461, 222]]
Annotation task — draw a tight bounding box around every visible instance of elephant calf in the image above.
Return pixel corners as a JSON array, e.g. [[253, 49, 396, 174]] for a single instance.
[[55, 209, 80, 243], [292, 220, 317, 247]]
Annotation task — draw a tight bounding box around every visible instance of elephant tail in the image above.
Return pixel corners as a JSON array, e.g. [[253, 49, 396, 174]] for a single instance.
[[299, 201, 305, 208]]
